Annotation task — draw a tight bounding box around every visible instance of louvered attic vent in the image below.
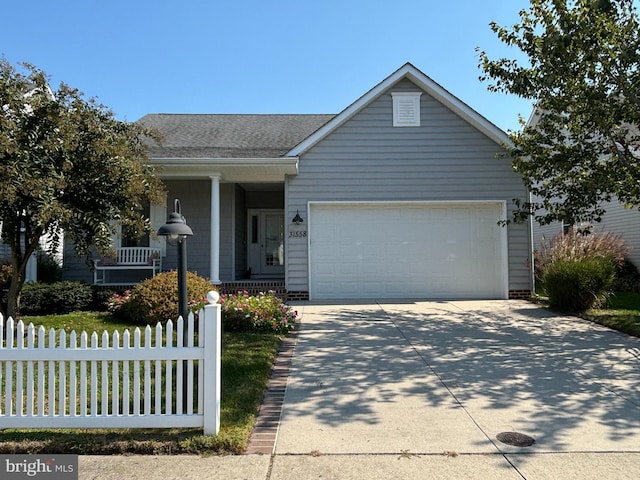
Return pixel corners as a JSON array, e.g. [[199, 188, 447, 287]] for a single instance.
[[391, 92, 422, 127]]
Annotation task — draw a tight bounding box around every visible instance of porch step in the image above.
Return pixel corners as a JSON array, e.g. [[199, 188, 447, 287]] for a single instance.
[[219, 281, 286, 298]]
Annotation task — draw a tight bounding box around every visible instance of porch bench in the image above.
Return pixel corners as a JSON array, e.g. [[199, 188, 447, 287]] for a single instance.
[[93, 247, 162, 285]]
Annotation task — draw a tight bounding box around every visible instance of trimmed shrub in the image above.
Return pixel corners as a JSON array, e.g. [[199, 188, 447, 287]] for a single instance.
[[543, 258, 616, 312], [220, 290, 296, 334], [112, 271, 214, 325], [20, 281, 93, 315]]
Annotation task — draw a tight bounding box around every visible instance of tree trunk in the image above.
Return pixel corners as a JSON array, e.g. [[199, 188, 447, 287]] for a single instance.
[[5, 271, 23, 319], [5, 223, 42, 318]]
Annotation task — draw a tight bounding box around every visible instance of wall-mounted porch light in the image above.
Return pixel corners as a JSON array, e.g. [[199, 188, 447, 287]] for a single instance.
[[292, 210, 304, 225]]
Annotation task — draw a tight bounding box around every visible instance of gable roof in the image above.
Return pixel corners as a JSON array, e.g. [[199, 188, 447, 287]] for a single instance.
[[139, 63, 511, 162], [139, 113, 335, 159], [286, 63, 512, 156]]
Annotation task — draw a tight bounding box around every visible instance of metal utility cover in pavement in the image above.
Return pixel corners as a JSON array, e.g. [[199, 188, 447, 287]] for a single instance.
[[496, 432, 536, 447]]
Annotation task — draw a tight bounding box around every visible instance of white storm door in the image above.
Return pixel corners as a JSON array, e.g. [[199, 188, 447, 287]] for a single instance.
[[248, 209, 285, 276]]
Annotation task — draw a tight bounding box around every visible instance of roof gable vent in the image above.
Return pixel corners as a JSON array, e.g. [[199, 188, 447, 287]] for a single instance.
[[391, 92, 422, 127]]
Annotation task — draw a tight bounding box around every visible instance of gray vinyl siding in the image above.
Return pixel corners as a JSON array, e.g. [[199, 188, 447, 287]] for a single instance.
[[157, 180, 212, 278], [235, 185, 247, 279], [286, 79, 531, 293], [161, 181, 244, 281], [592, 200, 640, 268], [532, 221, 563, 253], [62, 245, 93, 283], [164, 182, 244, 281], [219, 184, 234, 280]]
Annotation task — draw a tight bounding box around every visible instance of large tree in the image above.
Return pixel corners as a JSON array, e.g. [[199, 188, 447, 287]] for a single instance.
[[477, 0, 640, 226], [0, 60, 164, 317]]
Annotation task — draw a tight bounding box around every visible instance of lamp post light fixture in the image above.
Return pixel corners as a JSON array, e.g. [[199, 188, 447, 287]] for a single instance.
[[157, 198, 193, 322]]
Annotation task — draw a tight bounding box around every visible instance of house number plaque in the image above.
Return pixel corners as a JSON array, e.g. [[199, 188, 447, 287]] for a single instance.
[[288, 226, 307, 238]]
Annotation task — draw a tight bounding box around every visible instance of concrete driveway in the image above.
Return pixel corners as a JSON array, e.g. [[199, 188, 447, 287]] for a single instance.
[[272, 300, 640, 479]]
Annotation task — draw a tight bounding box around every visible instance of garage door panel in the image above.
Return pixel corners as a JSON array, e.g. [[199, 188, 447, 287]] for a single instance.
[[309, 203, 507, 300]]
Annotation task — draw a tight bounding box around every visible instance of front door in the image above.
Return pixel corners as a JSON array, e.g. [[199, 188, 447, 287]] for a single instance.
[[247, 209, 285, 277]]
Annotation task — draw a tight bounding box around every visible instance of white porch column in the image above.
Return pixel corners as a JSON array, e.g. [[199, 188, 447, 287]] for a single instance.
[[210, 174, 221, 284]]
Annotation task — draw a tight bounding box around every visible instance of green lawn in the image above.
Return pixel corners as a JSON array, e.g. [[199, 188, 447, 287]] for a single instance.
[[0, 311, 282, 455], [581, 291, 640, 338], [5, 294, 637, 455]]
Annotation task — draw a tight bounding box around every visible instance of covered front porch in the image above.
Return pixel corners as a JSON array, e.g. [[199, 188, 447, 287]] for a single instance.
[[157, 157, 296, 287]]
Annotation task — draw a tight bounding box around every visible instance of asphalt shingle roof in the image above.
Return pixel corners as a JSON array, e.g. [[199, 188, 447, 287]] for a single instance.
[[139, 114, 335, 158]]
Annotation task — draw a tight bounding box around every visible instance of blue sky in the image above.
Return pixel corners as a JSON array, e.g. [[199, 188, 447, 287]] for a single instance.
[[1, 0, 533, 132]]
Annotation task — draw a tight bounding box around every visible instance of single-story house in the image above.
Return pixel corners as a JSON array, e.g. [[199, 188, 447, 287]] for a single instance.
[[63, 63, 533, 300]]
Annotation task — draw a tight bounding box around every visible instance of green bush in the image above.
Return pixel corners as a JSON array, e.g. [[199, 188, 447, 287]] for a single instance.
[[20, 281, 93, 315], [36, 251, 63, 283], [543, 258, 616, 312], [220, 290, 296, 334], [90, 286, 122, 311], [0, 262, 11, 289], [613, 259, 640, 293], [112, 271, 214, 325]]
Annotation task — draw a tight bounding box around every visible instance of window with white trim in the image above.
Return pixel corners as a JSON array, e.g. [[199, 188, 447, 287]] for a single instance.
[[392, 92, 422, 127]]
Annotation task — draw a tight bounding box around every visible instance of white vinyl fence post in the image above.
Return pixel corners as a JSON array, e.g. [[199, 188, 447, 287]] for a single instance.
[[202, 290, 221, 435]]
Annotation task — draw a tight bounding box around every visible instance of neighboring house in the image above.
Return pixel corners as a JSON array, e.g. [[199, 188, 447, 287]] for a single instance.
[[0, 223, 37, 283], [584, 202, 640, 268], [526, 110, 640, 269], [533, 200, 640, 268], [63, 63, 532, 300]]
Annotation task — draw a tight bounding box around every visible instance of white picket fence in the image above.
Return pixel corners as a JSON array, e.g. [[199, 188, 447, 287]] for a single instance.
[[0, 293, 221, 435]]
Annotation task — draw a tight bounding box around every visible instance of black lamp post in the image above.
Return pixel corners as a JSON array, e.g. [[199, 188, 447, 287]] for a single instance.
[[157, 199, 193, 322]]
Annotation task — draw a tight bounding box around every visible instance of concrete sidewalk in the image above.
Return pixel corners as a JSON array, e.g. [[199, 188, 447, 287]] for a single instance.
[[80, 300, 640, 479]]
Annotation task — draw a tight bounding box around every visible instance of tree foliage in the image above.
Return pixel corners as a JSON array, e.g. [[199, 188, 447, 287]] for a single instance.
[[477, 0, 640, 226], [0, 59, 164, 317]]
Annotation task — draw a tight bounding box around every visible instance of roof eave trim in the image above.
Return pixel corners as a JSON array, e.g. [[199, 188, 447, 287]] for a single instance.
[[151, 157, 299, 166], [150, 157, 299, 181]]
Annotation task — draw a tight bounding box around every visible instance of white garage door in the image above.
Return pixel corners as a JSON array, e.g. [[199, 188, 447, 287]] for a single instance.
[[309, 202, 507, 300]]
